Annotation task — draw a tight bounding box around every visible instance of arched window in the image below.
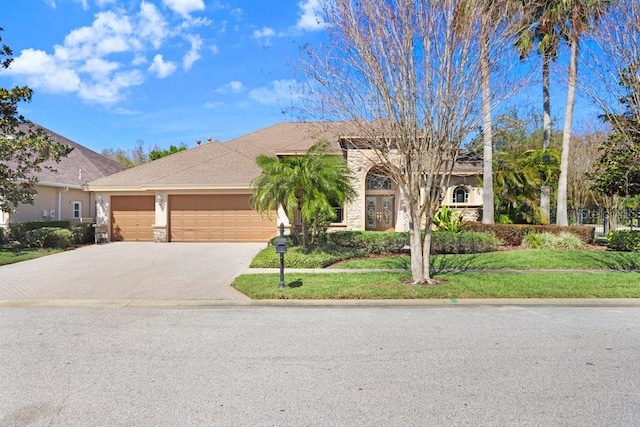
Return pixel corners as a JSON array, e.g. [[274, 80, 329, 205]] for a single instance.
[[366, 171, 393, 190], [452, 186, 469, 204]]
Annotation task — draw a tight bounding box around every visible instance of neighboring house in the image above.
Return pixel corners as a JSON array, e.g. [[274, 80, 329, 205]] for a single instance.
[[86, 122, 482, 243], [0, 125, 126, 228]]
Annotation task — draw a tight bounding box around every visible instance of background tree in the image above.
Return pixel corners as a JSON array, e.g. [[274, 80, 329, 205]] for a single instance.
[[302, 0, 496, 284], [102, 140, 188, 167], [516, 0, 566, 223], [251, 141, 356, 247], [556, 0, 613, 226], [0, 29, 71, 212]]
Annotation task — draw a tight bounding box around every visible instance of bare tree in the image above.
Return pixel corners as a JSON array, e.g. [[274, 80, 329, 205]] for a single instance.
[[301, 0, 501, 284], [583, 0, 640, 136]]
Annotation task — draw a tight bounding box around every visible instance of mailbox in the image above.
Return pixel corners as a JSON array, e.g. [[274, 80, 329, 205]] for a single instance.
[[275, 237, 288, 254]]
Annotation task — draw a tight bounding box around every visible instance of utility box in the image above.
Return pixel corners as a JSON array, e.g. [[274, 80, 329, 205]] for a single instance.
[[275, 237, 288, 254]]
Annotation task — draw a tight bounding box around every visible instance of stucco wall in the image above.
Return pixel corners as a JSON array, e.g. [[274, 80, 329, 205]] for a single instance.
[[7, 186, 93, 223]]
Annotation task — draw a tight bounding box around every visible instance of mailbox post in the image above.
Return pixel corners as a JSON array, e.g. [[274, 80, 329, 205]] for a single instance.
[[274, 223, 287, 290]]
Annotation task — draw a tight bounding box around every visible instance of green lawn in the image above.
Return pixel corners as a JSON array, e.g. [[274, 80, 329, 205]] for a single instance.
[[235, 248, 640, 299], [334, 249, 640, 271], [0, 246, 63, 266], [233, 271, 640, 299]]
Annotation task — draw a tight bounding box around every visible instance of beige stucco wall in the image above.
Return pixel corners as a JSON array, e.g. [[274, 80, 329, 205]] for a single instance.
[[7, 185, 94, 224]]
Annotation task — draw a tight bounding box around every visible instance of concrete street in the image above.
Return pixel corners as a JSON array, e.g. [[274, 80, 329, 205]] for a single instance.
[[1, 306, 639, 426]]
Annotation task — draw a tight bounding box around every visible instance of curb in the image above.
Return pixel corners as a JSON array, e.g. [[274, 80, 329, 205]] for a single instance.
[[2, 298, 640, 308]]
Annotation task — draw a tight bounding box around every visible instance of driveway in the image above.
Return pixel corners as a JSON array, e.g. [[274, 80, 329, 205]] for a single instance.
[[0, 242, 266, 301]]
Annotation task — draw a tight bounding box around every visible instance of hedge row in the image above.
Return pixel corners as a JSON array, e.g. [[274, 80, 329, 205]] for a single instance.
[[6, 221, 95, 248], [464, 222, 595, 246], [608, 230, 640, 252], [316, 230, 499, 255]]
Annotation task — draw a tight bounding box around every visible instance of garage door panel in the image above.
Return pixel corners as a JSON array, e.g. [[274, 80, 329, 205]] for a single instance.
[[169, 195, 275, 242], [110, 196, 155, 242]]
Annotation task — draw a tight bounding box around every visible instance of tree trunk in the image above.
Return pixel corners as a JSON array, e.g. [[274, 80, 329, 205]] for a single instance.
[[480, 13, 494, 224], [540, 52, 552, 224], [408, 206, 426, 284], [557, 25, 578, 226]]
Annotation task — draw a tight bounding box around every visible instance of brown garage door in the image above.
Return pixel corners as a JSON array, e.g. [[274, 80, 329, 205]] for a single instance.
[[169, 194, 276, 242], [110, 196, 155, 241]]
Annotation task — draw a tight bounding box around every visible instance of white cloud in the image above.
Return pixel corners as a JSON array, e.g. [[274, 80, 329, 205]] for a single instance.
[[131, 54, 147, 66], [138, 1, 168, 49], [296, 0, 326, 31], [216, 80, 244, 94], [148, 54, 176, 78], [210, 44, 219, 55], [182, 34, 202, 70], [230, 8, 243, 21], [162, 0, 205, 18], [177, 16, 213, 31], [6, 0, 212, 106], [78, 70, 144, 104], [5, 48, 81, 93], [249, 79, 302, 105], [253, 26, 275, 39]]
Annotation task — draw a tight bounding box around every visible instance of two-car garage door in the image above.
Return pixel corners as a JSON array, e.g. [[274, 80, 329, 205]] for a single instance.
[[169, 195, 276, 242], [110, 194, 276, 242]]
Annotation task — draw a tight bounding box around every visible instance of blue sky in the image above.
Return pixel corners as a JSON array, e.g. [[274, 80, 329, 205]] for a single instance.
[[0, 0, 325, 153]]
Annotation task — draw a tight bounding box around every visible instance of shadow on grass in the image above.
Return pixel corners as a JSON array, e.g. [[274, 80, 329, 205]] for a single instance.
[[288, 279, 304, 288], [430, 254, 479, 275], [582, 251, 640, 270]]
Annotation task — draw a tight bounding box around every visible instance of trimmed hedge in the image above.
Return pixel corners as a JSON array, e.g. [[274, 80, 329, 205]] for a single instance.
[[318, 230, 500, 255], [24, 227, 75, 249], [608, 230, 640, 252], [9, 221, 71, 244], [465, 222, 595, 246], [319, 230, 408, 254], [430, 231, 500, 254], [70, 223, 95, 244]]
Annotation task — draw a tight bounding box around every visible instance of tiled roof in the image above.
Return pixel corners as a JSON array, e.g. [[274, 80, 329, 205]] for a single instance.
[[6, 124, 126, 187], [86, 121, 481, 190]]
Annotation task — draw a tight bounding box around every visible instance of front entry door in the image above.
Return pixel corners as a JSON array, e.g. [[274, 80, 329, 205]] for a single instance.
[[365, 195, 395, 231]]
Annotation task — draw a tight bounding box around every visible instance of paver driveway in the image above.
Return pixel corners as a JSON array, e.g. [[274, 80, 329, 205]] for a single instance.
[[0, 242, 266, 301]]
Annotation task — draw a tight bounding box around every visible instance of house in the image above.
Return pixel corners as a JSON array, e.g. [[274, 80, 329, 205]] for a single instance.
[[0, 125, 126, 228], [86, 122, 482, 242]]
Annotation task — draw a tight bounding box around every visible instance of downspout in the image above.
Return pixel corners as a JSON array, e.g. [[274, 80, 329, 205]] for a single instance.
[[58, 187, 69, 220]]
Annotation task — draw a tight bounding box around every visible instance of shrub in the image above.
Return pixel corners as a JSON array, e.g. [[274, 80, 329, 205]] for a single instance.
[[70, 224, 95, 244], [522, 232, 584, 249], [430, 231, 500, 254], [0, 227, 6, 244], [319, 231, 408, 254], [465, 222, 595, 246], [608, 230, 640, 252], [9, 221, 71, 244], [432, 206, 466, 232], [24, 227, 74, 249]]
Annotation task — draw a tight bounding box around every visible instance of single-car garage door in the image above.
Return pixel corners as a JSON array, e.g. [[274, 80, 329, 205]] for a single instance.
[[110, 195, 155, 241], [169, 194, 276, 242]]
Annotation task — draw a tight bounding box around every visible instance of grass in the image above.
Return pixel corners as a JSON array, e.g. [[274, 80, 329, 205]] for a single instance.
[[333, 249, 640, 271], [236, 247, 640, 299], [250, 244, 366, 268], [0, 245, 63, 266], [232, 271, 640, 299]]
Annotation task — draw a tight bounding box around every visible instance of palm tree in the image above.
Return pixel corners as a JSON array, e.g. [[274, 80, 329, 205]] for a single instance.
[[515, 0, 566, 223], [556, 0, 612, 226], [250, 141, 356, 247]]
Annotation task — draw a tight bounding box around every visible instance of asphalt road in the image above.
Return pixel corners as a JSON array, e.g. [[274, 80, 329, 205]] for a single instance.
[[1, 306, 639, 426]]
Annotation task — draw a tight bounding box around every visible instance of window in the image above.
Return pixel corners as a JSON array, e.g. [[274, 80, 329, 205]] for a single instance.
[[452, 187, 469, 204], [72, 201, 82, 219], [366, 172, 393, 190]]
